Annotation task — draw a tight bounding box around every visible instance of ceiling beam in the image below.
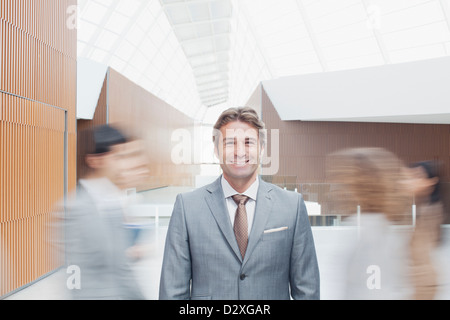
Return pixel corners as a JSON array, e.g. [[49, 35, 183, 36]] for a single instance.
[[361, 0, 391, 64], [205, 100, 227, 107], [236, 0, 276, 79], [183, 48, 230, 59], [295, 0, 329, 72], [178, 30, 231, 44], [80, 0, 120, 58], [100, 0, 151, 65], [168, 17, 231, 28], [439, 0, 450, 34], [198, 83, 230, 94], [161, 0, 226, 9], [200, 90, 229, 100]]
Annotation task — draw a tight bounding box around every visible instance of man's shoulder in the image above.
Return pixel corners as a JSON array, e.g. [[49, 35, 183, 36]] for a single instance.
[[176, 178, 221, 201], [175, 177, 303, 204], [262, 180, 302, 201]]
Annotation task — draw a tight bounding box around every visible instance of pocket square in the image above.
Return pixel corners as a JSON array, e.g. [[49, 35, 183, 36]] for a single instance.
[[264, 227, 288, 234]]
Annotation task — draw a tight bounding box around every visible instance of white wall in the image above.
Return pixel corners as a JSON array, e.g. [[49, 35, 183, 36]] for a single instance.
[[262, 56, 450, 124], [77, 58, 108, 120]]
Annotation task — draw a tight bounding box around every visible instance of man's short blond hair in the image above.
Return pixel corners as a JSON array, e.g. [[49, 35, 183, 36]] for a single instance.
[[212, 107, 266, 148]]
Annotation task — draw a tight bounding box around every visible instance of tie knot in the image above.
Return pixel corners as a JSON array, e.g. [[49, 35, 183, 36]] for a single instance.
[[232, 194, 249, 206]]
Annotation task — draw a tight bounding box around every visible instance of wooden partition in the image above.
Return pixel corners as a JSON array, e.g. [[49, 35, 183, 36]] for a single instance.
[[0, 1, 77, 297], [256, 85, 450, 222], [260, 86, 450, 182], [77, 68, 200, 189], [77, 76, 108, 180]]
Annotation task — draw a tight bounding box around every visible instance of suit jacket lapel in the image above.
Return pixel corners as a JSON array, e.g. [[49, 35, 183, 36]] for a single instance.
[[205, 177, 243, 262], [243, 179, 274, 266]]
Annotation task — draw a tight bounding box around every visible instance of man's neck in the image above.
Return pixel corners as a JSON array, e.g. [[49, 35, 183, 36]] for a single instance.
[[223, 173, 258, 194]]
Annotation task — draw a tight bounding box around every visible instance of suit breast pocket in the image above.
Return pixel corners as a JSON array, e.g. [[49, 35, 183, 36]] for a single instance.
[[259, 228, 290, 264], [261, 229, 288, 242]]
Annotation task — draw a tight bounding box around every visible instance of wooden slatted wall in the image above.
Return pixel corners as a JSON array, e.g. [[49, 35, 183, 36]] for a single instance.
[[0, 0, 77, 297], [260, 86, 450, 183], [107, 68, 201, 189], [258, 85, 450, 221], [76, 76, 108, 181]]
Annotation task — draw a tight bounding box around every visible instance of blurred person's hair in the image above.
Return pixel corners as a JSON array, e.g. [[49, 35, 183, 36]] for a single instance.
[[212, 107, 266, 149], [410, 160, 442, 204], [326, 147, 411, 223], [93, 124, 128, 154], [77, 124, 130, 180]]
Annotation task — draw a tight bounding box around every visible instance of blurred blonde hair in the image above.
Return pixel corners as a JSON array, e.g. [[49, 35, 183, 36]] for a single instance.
[[326, 147, 412, 223]]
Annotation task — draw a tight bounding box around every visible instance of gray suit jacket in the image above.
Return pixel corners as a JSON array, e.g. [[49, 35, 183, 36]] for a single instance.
[[159, 177, 320, 300], [63, 184, 145, 300]]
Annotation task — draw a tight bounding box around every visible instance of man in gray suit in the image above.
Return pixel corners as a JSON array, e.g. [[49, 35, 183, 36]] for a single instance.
[[159, 107, 320, 300]]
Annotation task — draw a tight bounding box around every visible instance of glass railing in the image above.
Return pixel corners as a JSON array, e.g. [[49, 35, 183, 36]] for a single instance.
[[262, 176, 450, 227]]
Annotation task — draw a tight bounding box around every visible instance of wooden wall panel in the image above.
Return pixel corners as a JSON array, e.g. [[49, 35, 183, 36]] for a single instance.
[[106, 68, 201, 189], [76, 67, 201, 189], [0, 0, 77, 297], [260, 86, 450, 183], [77, 76, 108, 181], [245, 83, 262, 117], [258, 85, 450, 221]]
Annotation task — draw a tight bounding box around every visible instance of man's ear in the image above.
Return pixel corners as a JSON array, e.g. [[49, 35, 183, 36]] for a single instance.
[[213, 144, 220, 162], [212, 131, 221, 162], [260, 143, 265, 158], [85, 154, 104, 169]]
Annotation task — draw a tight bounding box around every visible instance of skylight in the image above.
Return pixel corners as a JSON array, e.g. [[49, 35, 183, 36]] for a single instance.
[[78, 0, 450, 123]]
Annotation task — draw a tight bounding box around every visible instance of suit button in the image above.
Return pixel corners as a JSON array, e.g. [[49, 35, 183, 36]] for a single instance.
[[240, 274, 246, 280]]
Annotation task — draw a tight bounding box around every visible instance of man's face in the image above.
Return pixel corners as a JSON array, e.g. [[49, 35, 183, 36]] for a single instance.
[[103, 140, 149, 189], [215, 121, 263, 183]]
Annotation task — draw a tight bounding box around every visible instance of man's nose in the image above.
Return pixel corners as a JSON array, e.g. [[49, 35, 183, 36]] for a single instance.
[[235, 141, 246, 156]]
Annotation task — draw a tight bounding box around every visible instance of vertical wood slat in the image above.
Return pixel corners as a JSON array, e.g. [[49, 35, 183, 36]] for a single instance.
[[261, 86, 450, 183], [259, 86, 450, 221], [0, 0, 77, 297]]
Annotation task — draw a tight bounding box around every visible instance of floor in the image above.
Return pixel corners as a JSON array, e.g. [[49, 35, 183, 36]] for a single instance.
[[4, 186, 450, 300], [5, 224, 450, 300]]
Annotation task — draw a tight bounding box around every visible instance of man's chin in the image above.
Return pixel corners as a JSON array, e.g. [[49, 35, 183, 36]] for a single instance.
[[222, 165, 258, 180]]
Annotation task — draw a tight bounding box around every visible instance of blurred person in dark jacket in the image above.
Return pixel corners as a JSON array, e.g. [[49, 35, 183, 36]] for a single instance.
[[407, 161, 445, 300], [64, 124, 149, 300]]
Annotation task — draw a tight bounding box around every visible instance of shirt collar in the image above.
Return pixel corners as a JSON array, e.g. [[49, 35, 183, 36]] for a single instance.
[[79, 177, 125, 208], [221, 175, 259, 201]]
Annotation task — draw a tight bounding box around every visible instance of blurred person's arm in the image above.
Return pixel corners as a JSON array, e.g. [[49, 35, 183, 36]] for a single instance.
[[159, 194, 192, 300]]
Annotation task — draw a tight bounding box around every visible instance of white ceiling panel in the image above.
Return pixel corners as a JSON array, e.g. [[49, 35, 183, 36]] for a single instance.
[[159, 0, 233, 107], [383, 21, 450, 51], [188, 2, 211, 21], [78, 0, 450, 123]]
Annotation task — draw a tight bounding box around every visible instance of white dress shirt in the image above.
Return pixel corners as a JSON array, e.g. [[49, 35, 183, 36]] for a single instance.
[[221, 175, 259, 235], [79, 177, 126, 213]]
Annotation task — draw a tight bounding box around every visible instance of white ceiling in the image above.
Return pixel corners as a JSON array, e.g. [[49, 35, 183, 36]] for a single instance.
[[77, 0, 450, 123], [160, 0, 233, 107], [262, 56, 450, 124]]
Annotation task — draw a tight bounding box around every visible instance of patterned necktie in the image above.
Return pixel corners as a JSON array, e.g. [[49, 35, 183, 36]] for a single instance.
[[232, 194, 250, 259]]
